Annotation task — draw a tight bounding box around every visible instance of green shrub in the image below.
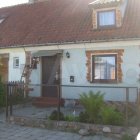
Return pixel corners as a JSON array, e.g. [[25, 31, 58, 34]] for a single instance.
[[0, 76, 5, 107], [78, 111, 89, 123], [49, 110, 64, 120], [11, 86, 27, 105], [121, 134, 133, 140], [79, 91, 104, 123], [101, 106, 124, 125], [64, 115, 79, 122]]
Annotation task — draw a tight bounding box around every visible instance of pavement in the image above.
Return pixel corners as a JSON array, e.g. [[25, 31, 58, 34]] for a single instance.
[[0, 106, 119, 140], [0, 122, 119, 140]]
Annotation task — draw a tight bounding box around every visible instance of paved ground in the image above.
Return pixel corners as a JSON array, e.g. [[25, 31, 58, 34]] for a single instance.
[[13, 105, 83, 119], [0, 122, 118, 140], [1, 104, 84, 120], [0, 106, 119, 140]]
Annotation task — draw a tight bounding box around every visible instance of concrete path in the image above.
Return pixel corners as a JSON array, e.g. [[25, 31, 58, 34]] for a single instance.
[[0, 122, 118, 140]]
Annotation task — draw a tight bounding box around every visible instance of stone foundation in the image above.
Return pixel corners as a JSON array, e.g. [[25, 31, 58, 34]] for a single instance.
[[9, 116, 138, 138]]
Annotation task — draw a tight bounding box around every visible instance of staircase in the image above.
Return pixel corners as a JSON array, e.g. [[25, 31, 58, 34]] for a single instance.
[[33, 97, 64, 107]]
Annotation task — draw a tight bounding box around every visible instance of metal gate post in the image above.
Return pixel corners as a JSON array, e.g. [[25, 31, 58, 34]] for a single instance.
[[5, 83, 9, 120], [57, 85, 60, 121], [125, 87, 129, 126]]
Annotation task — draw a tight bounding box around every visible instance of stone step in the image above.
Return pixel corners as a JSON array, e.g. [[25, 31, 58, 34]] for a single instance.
[[32, 97, 64, 107]]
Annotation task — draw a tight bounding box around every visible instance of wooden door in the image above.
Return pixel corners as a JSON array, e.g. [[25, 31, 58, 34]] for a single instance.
[[42, 55, 60, 97], [0, 57, 8, 82]]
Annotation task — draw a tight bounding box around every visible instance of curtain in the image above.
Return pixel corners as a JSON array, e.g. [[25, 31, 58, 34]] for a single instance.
[[99, 11, 115, 26]]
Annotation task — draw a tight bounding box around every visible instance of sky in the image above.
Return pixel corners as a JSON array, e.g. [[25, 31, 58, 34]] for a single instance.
[[0, 0, 28, 8]]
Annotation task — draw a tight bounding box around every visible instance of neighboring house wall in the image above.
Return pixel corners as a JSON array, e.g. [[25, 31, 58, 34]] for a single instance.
[[0, 40, 140, 101]]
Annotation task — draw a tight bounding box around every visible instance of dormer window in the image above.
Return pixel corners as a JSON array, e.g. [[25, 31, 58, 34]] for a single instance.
[[97, 10, 116, 27], [90, 0, 128, 30], [0, 18, 5, 24]]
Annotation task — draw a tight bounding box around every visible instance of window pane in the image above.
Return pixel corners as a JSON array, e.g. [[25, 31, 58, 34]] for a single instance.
[[99, 11, 115, 26], [94, 56, 116, 80]]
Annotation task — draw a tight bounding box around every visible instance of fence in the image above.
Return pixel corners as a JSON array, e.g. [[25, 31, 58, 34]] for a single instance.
[[4, 81, 140, 125], [5, 81, 24, 119]]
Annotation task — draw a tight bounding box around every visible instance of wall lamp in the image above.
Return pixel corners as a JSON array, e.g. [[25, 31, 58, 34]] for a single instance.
[[66, 51, 70, 58]]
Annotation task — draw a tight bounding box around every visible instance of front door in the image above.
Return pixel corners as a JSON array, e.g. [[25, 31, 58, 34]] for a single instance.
[[42, 55, 60, 97]]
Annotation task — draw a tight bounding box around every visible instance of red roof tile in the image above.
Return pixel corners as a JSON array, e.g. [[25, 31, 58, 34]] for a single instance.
[[0, 0, 140, 48]]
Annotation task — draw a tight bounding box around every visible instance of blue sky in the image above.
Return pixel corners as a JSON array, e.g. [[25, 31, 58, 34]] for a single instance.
[[0, 0, 28, 8]]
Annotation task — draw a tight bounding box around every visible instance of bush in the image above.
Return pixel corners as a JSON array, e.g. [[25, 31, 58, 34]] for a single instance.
[[12, 92, 25, 105], [64, 115, 79, 122], [0, 76, 5, 107], [49, 110, 64, 120], [79, 91, 125, 125], [121, 134, 133, 140], [101, 106, 124, 125], [79, 91, 104, 123], [78, 111, 89, 123]]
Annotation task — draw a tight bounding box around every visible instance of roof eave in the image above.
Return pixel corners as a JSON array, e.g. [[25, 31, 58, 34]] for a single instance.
[[0, 37, 140, 49]]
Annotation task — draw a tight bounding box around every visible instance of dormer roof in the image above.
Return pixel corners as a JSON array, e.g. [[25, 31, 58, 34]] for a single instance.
[[89, 0, 123, 8]]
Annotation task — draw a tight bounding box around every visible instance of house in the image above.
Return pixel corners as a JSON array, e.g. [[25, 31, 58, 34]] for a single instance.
[[0, 0, 140, 106]]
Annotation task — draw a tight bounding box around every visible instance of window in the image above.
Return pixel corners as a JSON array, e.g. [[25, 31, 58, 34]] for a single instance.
[[0, 18, 4, 24], [13, 57, 19, 68], [97, 10, 116, 27], [92, 54, 117, 83]]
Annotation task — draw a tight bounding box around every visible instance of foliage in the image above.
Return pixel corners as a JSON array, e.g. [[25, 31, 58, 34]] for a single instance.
[[0, 76, 5, 107], [79, 91, 104, 123], [49, 110, 64, 121], [78, 111, 89, 123], [101, 106, 124, 125], [64, 115, 79, 122], [121, 134, 133, 140], [79, 91, 125, 125], [12, 87, 25, 105]]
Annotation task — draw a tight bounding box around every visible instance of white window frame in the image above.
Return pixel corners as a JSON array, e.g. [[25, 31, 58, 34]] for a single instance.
[[13, 57, 19, 68], [97, 10, 116, 27], [92, 54, 117, 83]]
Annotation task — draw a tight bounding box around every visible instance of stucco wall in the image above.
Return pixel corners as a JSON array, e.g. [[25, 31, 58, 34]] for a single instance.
[[61, 46, 140, 102], [0, 41, 139, 101]]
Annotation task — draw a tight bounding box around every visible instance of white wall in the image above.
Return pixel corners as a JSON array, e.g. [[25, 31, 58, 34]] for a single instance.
[[29, 63, 41, 97], [0, 40, 140, 101], [61, 46, 140, 102], [8, 50, 25, 81], [0, 48, 41, 97]]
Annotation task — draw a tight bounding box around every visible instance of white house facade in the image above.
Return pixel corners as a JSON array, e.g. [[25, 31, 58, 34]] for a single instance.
[[0, 0, 140, 105]]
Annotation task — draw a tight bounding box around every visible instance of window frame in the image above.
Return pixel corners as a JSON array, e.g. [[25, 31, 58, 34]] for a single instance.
[[13, 57, 19, 68], [97, 9, 116, 28], [92, 54, 117, 83]]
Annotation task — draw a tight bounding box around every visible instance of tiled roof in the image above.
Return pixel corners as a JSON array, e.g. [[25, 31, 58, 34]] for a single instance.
[[0, 0, 140, 48]]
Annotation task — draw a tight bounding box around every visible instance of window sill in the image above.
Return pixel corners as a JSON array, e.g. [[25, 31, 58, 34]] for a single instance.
[[91, 80, 118, 84]]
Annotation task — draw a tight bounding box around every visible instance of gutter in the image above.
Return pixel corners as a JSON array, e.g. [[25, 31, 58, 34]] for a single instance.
[[0, 37, 140, 49]]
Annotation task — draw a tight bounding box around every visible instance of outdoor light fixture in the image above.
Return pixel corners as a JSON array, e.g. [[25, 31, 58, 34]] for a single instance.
[[66, 52, 70, 58]]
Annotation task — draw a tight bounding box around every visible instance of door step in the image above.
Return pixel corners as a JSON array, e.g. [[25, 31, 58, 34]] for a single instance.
[[32, 97, 64, 107]]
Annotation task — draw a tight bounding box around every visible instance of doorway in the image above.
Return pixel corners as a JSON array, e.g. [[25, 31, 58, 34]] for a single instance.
[[41, 54, 61, 98]]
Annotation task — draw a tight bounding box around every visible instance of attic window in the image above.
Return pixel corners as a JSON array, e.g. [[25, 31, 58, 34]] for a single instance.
[[97, 10, 116, 27], [0, 18, 5, 24]]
